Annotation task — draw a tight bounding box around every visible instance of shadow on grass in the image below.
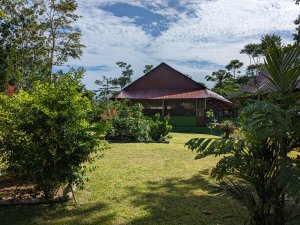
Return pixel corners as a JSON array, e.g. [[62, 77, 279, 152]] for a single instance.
[[126, 171, 246, 225], [0, 202, 115, 225]]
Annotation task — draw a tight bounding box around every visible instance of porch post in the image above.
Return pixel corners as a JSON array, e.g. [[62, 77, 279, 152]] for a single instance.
[[195, 99, 198, 116], [162, 99, 165, 116]]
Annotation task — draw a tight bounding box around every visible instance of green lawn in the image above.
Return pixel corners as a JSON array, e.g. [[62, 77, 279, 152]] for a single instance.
[[1, 133, 248, 225]]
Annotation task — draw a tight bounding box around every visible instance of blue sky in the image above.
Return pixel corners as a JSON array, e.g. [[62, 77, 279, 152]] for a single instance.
[[70, 0, 299, 90]]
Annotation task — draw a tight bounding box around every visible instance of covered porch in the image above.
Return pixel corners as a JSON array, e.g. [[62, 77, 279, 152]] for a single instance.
[[133, 98, 237, 127]]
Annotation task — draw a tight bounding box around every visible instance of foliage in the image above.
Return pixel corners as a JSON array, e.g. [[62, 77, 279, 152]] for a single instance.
[[149, 113, 172, 141], [220, 120, 235, 139], [94, 61, 134, 101], [205, 69, 232, 85], [245, 63, 265, 77], [225, 59, 243, 78], [0, 70, 108, 199], [35, 0, 84, 80], [240, 43, 264, 64], [94, 76, 119, 102], [212, 78, 240, 97], [0, 0, 83, 89], [143, 64, 154, 74], [111, 61, 133, 89], [261, 34, 282, 51], [205, 69, 240, 96], [186, 45, 300, 225], [205, 109, 218, 135], [105, 101, 151, 141]]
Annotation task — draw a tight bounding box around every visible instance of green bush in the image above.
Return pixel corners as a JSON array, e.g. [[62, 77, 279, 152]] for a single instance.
[[105, 101, 151, 141], [0, 71, 108, 199], [220, 120, 235, 138], [149, 113, 172, 141]]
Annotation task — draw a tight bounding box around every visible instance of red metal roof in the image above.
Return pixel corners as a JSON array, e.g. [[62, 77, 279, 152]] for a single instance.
[[115, 88, 231, 103], [114, 63, 234, 108]]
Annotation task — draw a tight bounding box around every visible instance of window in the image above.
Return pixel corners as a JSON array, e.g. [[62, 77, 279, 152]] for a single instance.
[[165, 100, 195, 116], [133, 100, 163, 116]]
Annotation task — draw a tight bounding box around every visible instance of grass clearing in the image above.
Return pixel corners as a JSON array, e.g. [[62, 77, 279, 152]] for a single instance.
[[1, 132, 248, 225]]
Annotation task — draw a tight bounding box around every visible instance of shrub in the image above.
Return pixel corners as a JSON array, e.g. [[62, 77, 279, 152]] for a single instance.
[[220, 120, 235, 138], [0, 71, 108, 199], [105, 101, 151, 141], [149, 113, 172, 141]]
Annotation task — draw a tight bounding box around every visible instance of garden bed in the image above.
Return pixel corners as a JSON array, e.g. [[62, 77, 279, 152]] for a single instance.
[[0, 178, 74, 206]]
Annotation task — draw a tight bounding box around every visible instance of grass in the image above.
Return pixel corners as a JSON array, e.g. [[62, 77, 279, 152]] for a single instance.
[[1, 133, 248, 225]]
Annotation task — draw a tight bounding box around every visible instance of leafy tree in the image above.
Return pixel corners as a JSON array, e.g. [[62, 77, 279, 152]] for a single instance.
[[246, 63, 265, 77], [143, 64, 153, 74], [0, 0, 45, 91], [261, 34, 282, 51], [205, 70, 239, 96], [36, 0, 84, 81], [94, 61, 134, 101], [225, 59, 243, 78], [212, 78, 240, 97], [0, 69, 108, 200], [240, 43, 264, 64], [186, 45, 300, 225], [94, 76, 118, 102], [111, 61, 133, 89], [294, 15, 300, 44], [205, 69, 232, 86], [0, 0, 84, 88]]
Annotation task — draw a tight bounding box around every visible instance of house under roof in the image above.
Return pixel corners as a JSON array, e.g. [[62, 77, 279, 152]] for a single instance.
[[114, 63, 237, 127]]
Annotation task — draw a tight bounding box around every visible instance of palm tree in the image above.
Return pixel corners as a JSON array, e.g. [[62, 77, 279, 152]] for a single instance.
[[261, 34, 282, 52], [186, 45, 300, 225]]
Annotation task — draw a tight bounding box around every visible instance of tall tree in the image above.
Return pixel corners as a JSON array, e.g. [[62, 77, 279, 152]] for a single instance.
[[0, 0, 84, 90], [261, 34, 282, 51], [36, 0, 84, 81], [225, 59, 243, 78], [0, 0, 44, 91], [205, 69, 232, 87], [240, 43, 263, 65], [205, 70, 237, 96], [94, 62, 134, 101], [294, 15, 300, 44], [94, 76, 118, 102], [143, 64, 153, 74], [111, 61, 133, 89], [246, 63, 265, 77]]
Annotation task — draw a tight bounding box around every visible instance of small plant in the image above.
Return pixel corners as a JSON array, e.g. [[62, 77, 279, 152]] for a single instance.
[[220, 120, 235, 139], [149, 113, 172, 141]]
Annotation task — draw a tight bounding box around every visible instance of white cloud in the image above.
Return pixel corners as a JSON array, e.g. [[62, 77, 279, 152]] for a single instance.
[[69, 0, 299, 90]]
